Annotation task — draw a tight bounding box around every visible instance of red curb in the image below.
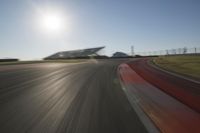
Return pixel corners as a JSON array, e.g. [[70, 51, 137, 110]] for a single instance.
[[128, 58, 200, 113], [119, 63, 200, 133]]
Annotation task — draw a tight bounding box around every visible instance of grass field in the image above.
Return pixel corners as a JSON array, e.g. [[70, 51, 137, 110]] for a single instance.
[[153, 55, 200, 79]]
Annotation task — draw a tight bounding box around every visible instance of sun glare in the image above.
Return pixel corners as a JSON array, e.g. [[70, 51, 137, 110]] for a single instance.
[[38, 10, 68, 33], [42, 14, 63, 31]]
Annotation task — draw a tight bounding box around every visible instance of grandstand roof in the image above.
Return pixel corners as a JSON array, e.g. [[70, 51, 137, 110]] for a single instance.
[[45, 46, 105, 59]]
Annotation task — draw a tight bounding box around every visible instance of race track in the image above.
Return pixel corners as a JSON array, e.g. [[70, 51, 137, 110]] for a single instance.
[[1, 58, 199, 133], [0, 60, 147, 133]]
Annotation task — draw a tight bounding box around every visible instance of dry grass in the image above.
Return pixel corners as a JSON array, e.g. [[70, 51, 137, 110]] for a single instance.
[[154, 55, 200, 79]]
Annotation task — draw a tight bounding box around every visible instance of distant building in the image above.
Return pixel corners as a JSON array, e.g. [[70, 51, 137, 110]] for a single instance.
[[44, 46, 105, 60], [112, 52, 129, 57]]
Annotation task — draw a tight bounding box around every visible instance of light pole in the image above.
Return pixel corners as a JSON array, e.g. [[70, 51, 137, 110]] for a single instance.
[[131, 45, 134, 56]]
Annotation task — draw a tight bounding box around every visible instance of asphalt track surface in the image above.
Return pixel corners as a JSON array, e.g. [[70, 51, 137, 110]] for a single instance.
[[0, 60, 148, 133]]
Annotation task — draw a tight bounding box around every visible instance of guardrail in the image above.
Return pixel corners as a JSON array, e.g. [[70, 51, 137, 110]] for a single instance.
[[135, 47, 200, 56]]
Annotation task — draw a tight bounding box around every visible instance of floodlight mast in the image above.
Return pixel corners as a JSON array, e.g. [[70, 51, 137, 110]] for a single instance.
[[131, 45, 134, 56]]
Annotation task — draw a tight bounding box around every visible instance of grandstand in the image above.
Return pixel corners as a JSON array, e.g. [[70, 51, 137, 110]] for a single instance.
[[44, 47, 105, 60]]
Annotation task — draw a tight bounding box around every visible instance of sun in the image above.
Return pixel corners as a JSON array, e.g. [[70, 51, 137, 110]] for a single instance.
[[42, 14, 63, 31], [38, 11, 67, 33]]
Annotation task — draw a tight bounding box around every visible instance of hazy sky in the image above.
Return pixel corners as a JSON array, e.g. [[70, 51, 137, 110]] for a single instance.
[[0, 0, 200, 60]]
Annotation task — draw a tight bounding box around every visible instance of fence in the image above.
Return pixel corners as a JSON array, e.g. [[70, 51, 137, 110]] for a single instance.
[[135, 47, 200, 56]]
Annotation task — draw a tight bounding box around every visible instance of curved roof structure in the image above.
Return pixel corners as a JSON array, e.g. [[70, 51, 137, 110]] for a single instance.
[[112, 52, 128, 57]]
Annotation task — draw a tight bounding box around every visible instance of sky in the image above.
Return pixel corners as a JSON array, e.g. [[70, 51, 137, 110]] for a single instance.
[[0, 0, 200, 60]]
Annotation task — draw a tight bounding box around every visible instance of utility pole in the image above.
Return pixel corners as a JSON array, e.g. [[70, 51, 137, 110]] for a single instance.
[[131, 45, 134, 56]]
